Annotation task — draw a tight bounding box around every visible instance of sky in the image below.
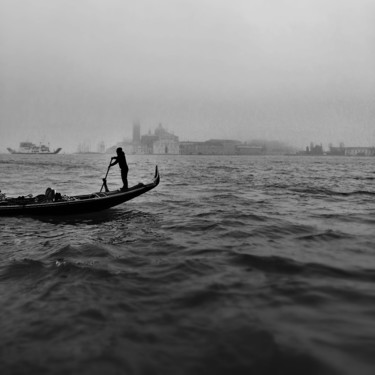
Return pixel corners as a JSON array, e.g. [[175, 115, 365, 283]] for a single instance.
[[1, 0, 375, 153]]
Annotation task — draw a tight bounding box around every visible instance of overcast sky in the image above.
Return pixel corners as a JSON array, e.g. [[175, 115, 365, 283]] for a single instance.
[[1, 0, 374, 153]]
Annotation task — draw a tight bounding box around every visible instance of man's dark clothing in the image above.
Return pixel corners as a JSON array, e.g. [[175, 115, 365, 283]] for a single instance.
[[111, 150, 128, 190], [121, 169, 128, 190], [117, 152, 128, 172]]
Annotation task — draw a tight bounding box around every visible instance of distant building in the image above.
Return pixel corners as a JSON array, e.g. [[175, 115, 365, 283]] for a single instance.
[[327, 144, 375, 156], [235, 145, 265, 155], [299, 143, 324, 155], [154, 123, 178, 141], [344, 147, 375, 156], [179, 139, 264, 155], [179, 141, 223, 155], [153, 139, 179, 154], [328, 145, 345, 156], [206, 139, 242, 154], [141, 133, 158, 154], [147, 124, 179, 154], [310, 144, 323, 155], [179, 141, 204, 155], [200, 140, 224, 155], [298, 143, 375, 157], [106, 123, 180, 154]]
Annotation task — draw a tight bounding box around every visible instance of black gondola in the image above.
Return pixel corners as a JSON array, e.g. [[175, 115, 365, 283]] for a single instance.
[[0, 166, 160, 216]]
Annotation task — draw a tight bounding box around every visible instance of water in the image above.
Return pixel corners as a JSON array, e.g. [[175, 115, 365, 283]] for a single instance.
[[0, 153, 374, 375]]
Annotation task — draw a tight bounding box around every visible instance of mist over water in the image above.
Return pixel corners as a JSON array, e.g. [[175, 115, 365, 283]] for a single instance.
[[1, 0, 375, 151], [1, 154, 375, 374]]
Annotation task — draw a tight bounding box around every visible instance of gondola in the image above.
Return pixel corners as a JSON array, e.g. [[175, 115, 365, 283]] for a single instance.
[[0, 166, 160, 216]]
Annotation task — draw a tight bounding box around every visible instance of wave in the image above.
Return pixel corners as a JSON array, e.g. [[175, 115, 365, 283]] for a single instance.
[[297, 229, 352, 241], [0, 257, 115, 283], [0, 258, 45, 281], [0, 242, 119, 282], [31, 209, 130, 225], [277, 186, 375, 197], [302, 188, 375, 197], [230, 252, 375, 282], [46, 243, 112, 259], [0, 157, 100, 172], [353, 176, 375, 180]]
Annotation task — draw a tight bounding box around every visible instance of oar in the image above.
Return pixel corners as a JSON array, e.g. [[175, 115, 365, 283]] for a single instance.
[[100, 162, 112, 192]]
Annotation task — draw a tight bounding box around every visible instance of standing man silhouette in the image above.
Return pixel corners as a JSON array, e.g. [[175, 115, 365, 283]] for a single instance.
[[110, 147, 129, 190]]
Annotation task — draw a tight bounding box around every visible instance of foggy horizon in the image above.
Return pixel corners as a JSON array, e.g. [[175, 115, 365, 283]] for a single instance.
[[1, 0, 375, 153]]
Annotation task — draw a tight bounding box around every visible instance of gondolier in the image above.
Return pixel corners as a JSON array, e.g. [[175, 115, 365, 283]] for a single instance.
[[110, 147, 129, 191]]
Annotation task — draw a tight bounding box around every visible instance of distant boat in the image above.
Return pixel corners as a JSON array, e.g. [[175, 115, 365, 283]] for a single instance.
[[7, 142, 62, 155]]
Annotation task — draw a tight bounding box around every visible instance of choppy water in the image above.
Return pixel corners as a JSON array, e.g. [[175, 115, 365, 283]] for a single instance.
[[0, 153, 375, 375]]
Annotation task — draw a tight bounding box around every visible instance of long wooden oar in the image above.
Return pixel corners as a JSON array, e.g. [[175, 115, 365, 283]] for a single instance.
[[100, 162, 112, 192]]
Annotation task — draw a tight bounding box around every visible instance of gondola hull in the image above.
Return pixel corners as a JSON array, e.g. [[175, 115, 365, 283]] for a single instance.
[[0, 166, 159, 216]]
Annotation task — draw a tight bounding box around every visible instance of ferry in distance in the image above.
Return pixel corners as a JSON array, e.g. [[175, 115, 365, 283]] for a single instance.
[[7, 142, 62, 155]]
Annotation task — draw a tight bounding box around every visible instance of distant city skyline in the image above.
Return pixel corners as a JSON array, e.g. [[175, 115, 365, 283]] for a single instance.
[[1, 121, 374, 155]]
